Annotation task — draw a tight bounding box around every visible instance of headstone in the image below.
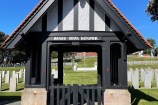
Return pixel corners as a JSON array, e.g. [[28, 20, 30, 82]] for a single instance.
[[0, 73, 2, 91], [51, 70, 58, 79], [144, 70, 152, 88], [155, 71, 158, 88], [2, 71, 5, 78], [19, 70, 22, 78], [150, 69, 154, 81], [140, 69, 145, 81], [12, 71, 16, 77], [94, 62, 97, 70], [128, 70, 132, 82], [13, 73, 19, 83], [132, 69, 139, 89], [73, 64, 77, 71], [5, 71, 10, 83], [23, 69, 25, 83], [9, 77, 17, 92]]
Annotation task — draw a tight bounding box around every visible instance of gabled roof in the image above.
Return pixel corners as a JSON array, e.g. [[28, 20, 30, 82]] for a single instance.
[[106, 0, 151, 48], [0, 0, 152, 49]]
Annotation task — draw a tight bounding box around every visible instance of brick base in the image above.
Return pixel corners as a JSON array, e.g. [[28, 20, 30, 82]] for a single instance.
[[104, 89, 131, 105], [21, 88, 47, 105]]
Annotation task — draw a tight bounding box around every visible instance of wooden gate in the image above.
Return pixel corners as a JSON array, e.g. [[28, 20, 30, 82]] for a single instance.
[[49, 84, 103, 105]]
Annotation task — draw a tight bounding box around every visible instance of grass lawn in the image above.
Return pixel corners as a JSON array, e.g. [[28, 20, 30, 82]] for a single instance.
[[0, 67, 24, 72], [0, 92, 21, 101], [128, 56, 158, 69], [64, 70, 97, 85], [129, 88, 158, 105]]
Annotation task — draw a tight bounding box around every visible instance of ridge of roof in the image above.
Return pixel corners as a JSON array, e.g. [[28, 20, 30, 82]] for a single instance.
[[0, 0, 152, 48], [106, 0, 152, 48]]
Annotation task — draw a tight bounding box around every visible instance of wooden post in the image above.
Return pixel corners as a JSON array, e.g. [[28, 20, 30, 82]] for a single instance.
[[121, 43, 128, 86], [58, 51, 63, 84], [41, 41, 47, 87], [102, 41, 111, 88]]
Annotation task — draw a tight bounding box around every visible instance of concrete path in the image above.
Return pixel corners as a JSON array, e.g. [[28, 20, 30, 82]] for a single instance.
[[0, 101, 20, 105]]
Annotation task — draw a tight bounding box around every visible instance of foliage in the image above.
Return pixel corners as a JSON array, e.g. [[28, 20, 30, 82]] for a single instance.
[[0, 31, 8, 46], [146, 0, 158, 21], [0, 31, 26, 64], [144, 38, 156, 55]]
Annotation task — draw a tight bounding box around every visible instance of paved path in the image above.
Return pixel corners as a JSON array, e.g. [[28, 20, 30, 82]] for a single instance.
[[0, 101, 20, 105]]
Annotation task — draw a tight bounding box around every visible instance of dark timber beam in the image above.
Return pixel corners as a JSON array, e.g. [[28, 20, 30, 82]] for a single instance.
[[58, 51, 63, 84], [102, 41, 111, 88], [74, 0, 79, 30], [120, 43, 128, 87], [41, 41, 47, 87], [25, 59, 31, 87]]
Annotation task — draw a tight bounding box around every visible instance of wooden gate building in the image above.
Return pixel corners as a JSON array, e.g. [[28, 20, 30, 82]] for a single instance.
[[1, 0, 151, 105]]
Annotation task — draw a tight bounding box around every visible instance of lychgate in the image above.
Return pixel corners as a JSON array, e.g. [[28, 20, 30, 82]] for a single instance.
[[1, 0, 151, 105]]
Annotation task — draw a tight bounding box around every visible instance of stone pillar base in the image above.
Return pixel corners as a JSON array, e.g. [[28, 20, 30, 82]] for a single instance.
[[104, 89, 131, 105], [21, 88, 47, 105]]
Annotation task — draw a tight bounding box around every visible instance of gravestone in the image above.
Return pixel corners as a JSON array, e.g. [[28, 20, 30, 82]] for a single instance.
[[132, 69, 139, 89], [94, 62, 97, 70], [151, 69, 154, 81], [23, 69, 25, 83], [0, 73, 1, 91], [73, 64, 77, 71], [12, 71, 16, 77], [2, 71, 5, 78], [5, 71, 10, 83], [155, 70, 158, 80], [140, 69, 145, 81], [9, 77, 17, 92], [144, 70, 152, 88], [155, 71, 158, 88], [128, 70, 132, 82], [13, 73, 19, 83], [51, 70, 58, 79], [19, 70, 22, 78]]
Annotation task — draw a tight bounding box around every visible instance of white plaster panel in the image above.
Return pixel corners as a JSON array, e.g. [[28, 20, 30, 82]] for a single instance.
[[63, 0, 74, 30], [94, 4, 105, 31], [30, 18, 42, 32], [78, 0, 90, 30], [47, 1, 58, 31], [110, 20, 120, 31]]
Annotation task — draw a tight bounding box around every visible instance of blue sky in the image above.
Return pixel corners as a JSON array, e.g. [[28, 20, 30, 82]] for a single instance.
[[0, 0, 158, 45]]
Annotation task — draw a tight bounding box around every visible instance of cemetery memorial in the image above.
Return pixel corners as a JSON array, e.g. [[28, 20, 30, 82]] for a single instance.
[[0, 0, 152, 105]]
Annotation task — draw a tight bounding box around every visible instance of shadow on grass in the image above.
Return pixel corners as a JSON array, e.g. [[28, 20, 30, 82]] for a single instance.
[[0, 96, 21, 104], [129, 86, 158, 105]]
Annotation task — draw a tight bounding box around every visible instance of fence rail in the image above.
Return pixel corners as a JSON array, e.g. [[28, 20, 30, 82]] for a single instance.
[[49, 84, 103, 105]]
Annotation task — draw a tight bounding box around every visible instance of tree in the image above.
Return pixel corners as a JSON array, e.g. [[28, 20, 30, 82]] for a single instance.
[[144, 38, 156, 55], [0, 31, 26, 64], [0, 32, 8, 64], [146, 0, 158, 21]]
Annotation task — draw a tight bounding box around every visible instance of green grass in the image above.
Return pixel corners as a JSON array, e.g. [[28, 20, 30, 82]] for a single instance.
[[76, 57, 97, 67], [129, 88, 158, 105], [0, 92, 21, 101], [64, 70, 97, 85], [127, 56, 158, 69], [128, 56, 158, 61], [0, 67, 24, 72]]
